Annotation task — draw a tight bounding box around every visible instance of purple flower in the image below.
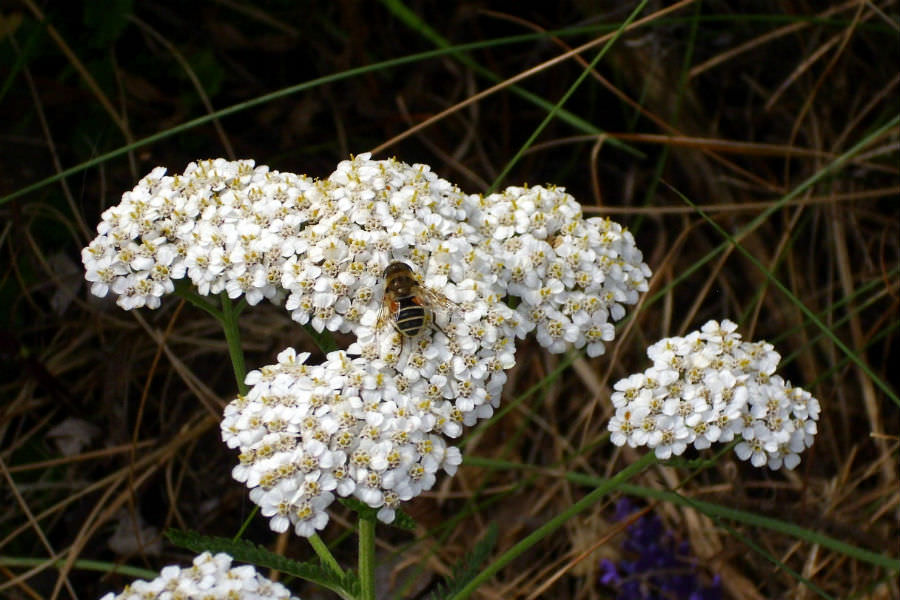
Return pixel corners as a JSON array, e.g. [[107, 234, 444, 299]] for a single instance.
[[601, 499, 721, 600]]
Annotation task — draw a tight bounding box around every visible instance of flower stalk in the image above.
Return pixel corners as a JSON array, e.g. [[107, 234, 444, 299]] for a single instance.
[[219, 294, 248, 395], [358, 517, 376, 600]]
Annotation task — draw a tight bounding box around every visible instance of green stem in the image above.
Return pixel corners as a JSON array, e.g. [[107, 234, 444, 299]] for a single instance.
[[308, 533, 345, 578], [358, 517, 376, 600], [232, 506, 259, 541], [219, 293, 248, 394], [0, 555, 158, 580], [449, 452, 657, 600], [217, 293, 349, 584], [174, 282, 222, 319]]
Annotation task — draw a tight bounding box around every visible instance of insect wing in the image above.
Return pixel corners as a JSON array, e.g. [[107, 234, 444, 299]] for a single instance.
[[376, 296, 395, 333], [418, 285, 459, 329], [425, 285, 457, 310]]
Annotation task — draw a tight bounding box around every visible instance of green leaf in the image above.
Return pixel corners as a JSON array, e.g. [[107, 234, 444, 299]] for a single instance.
[[185, 49, 225, 98], [303, 323, 339, 353], [390, 507, 418, 532]]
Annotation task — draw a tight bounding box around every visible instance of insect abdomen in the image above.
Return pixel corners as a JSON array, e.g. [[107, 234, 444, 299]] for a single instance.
[[393, 296, 426, 336]]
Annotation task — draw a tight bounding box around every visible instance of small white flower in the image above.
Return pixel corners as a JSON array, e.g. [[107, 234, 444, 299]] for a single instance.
[[609, 404, 650, 447], [735, 436, 769, 468]]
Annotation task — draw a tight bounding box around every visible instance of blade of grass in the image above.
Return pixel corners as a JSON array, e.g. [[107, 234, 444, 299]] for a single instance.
[[487, 2, 649, 192], [664, 164, 898, 407], [635, 0, 702, 233], [0, 556, 158, 582], [380, 0, 649, 159], [447, 451, 658, 600], [607, 480, 899, 573], [458, 460, 899, 572]]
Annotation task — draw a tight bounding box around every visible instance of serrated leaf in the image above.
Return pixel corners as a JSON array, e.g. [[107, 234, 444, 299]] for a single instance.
[[165, 529, 357, 597], [391, 507, 418, 531]]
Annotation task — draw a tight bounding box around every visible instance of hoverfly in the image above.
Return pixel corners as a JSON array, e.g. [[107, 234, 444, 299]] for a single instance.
[[378, 261, 456, 342]]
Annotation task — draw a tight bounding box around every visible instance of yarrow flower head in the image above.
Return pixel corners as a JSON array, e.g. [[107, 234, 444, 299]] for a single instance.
[[83, 154, 653, 535], [277, 154, 523, 396], [607, 319, 820, 470], [99, 551, 299, 600], [221, 348, 469, 535], [81, 158, 316, 310], [81, 154, 650, 360], [470, 185, 651, 357]]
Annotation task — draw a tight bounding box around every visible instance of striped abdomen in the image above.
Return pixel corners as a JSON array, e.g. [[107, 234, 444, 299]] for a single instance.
[[392, 294, 427, 337]]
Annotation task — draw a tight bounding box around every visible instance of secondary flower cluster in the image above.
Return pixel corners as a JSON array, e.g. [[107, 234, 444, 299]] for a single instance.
[[82, 159, 316, 310], [472, 186, 651, 357], [221, 348, 472, 536], [600, 499, 721, 600], [607, 320, 820, 470], [99, 552, 299, 600]]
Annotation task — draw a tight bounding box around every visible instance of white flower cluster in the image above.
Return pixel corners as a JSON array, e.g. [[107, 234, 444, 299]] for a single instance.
[[471, 186, 651, 357], [282, 153, 487, 335], [81, 154, 651, 359], [221, 348, 474, 535], [608, 320, 820, 470], [212, 156, 527, 535], [275, 154, 524, 382], [82, 158, 316, 310], [82, 153, 652, 535], [99, 551, 299, 600]]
